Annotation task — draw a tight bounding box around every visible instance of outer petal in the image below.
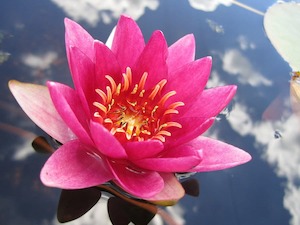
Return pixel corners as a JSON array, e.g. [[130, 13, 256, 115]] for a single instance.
[[189, 136, 252, 172], [167, 34, 195, 74], [180, 85, 237, 117], [108, 161, 164, 198], [132, 30, 168, 88], [124, 140, 164, 160], [47, 81, 93, 146], [65, 18, 94, 62], [90, 121, 127, 159], [132, 142, 203, 172], [8, 80, 75, 143], [111, 15, 145, 72], [41, 140, 113, 189], [163, 57, 212, 106], [144, 173, 185, 206]]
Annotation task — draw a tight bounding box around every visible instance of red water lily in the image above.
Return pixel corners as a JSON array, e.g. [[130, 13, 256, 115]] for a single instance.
[[9, 15, 251, 203]]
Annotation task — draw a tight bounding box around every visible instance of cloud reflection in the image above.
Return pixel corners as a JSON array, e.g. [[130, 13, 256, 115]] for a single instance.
[[209, 44, 298, 224], [222, 49, 272, 86], [227, 98, 300, 225], [188, 0, 232, 12], [50, 0, 159, 26], [21, 51, 58, 70]]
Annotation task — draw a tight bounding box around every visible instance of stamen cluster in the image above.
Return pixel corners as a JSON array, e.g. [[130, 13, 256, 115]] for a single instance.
[[93, 67, 183, 142]]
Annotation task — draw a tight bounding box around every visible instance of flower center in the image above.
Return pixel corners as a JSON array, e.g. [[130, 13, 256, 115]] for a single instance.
[[93, 67, 183, 142]]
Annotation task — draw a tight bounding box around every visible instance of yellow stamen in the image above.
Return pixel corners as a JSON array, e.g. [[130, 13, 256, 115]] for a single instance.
[[168, 102, 185, 110], [105, 75, 117, 93], [95, 89, 107, 103], [148, 85, 160, 100], [163, 109, 179, 115], [93, 67, 183, 142], [106, 86, 112, 103], [93, 102, 107, 114], [158, 91, 176, 106], [131, 84, 138, 94], [138, 72, 148, 90]]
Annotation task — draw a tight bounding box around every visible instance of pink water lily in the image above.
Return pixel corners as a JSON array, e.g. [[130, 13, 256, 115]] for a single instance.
[[9, 15, 251, 204]]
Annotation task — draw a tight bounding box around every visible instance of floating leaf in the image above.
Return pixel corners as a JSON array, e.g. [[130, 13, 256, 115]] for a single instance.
[[264, 2, 300, 72], [264, 2, 300, 114]]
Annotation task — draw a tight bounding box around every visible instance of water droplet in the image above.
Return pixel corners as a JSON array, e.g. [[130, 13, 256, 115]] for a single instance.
[[274, 130, 282, 139], [175, 172, 196, 180]]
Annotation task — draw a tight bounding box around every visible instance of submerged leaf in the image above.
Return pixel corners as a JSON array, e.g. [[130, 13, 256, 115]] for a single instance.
[[181, 178, 200, 197], [31, 136, 54, 154], [108, 196, 156, 225], [57, 188, 101, 223]]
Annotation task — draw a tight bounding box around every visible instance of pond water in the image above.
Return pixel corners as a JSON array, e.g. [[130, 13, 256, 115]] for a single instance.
[[0, 0, 298, 224]]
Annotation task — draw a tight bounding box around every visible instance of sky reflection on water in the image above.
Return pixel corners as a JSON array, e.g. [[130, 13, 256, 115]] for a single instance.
[[0, 0, 298, 224]]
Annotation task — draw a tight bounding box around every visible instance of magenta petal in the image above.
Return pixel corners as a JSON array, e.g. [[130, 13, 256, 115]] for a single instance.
[[124, 140, 164, 160], [65, 18, 94, 62], [94, 40, 122, 89], [167, 34, 195, 74], [68, 46, 96, 116], [164, 57, 212, 105], [181, 85, 237, 117], [41, 140, 113, 189], [47, 81, 93, 146], [8, 80, 75, 143], [108, 161, 164, 198], [132, 143, 202, 172], [132, 30, 168, 88], [111, 15, 145, 72], [165, 117, 215, 148], [144, 173, 185, 205], [166, 86, 237, 147], [90, 121, 127, 159], [189, 136, 252, 172]]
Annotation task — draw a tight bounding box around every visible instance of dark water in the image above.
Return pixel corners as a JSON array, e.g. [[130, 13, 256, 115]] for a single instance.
[[0, 0, 297, 224]]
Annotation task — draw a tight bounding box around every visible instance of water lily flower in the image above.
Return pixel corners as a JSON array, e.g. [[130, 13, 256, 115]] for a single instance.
[[9, 15, 251, 204]]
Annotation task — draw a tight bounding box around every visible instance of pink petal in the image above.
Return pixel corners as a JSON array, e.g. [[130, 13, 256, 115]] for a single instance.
[[47, 81, 93, 146], [123, 140, 164, 160], [132, 30, 168, 88], [65, 18, 95, 62], [132, 142, 203, 172], [165, 117, 215, 148], [189, 136, 252, 172], [108, 160, 164, 198], [94, 40, 122, 90], [180, 85, 237, 117], [111, 15, 145, 72], [167, 34, 195, 74], [164, 57, 212, 106], [90, 121, 127, 159], [8, 80, 75, 143], [67, 46, 96, 116], [144, 173, 185, 206], [41, 140, 113, 189], [166, 86, 236, 147]]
